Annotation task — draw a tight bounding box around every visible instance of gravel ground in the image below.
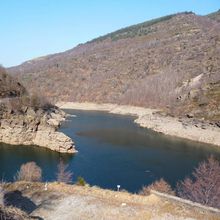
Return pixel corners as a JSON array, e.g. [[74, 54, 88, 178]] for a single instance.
[[3, 182, 220, 220]]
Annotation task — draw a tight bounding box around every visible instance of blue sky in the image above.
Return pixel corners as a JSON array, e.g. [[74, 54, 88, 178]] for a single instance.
[[0, 0, 219, 67]]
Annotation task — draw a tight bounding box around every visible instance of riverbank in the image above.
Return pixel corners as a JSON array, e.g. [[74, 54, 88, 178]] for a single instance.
[[57, 102, 220, 148]]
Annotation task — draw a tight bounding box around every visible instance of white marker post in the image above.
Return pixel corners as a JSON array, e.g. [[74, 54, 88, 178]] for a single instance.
[[117, 185, 120, 191], [45, 182, 48, 191]]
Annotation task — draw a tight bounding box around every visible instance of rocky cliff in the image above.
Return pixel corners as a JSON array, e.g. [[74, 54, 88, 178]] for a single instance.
[[0, 68, 76, 153], [0, 104, 76, 153]]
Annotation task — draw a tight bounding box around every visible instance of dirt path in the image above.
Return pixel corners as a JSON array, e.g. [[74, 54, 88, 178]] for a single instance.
[[33, 194, 154, 220]]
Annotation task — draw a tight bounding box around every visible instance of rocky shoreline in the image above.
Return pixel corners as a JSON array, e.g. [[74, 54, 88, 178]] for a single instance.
[[0, 105, 77, 153], [57, 102, 220, 148]]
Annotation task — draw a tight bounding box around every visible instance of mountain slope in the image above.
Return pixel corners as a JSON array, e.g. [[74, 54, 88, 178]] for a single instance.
[[9, 11, 220, 121], [207, 9, 220, 23]]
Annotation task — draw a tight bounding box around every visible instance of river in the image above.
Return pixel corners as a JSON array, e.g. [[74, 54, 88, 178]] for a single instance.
[[0, 109, 220, 192]]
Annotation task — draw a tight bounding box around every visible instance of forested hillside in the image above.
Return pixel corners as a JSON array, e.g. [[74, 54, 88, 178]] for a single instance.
[[9, 11, 220, 121]]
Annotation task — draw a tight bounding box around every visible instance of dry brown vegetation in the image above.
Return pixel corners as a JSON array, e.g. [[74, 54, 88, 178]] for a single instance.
[[0, 66, 25, 99], [6, 93, 53, 112], [15, 162, 42, 182], [2, 181, 220, 220], [177, 156, 220, 209], [0, 205, 31, 220], [0, 66, 53, 117], [56, 160, 73, 184], [9, 11, 220, 121], [139, 157, 220, 210], [207, 9, 220, 23], [0, 186, 4, 206], [140, 178, 175, 196]]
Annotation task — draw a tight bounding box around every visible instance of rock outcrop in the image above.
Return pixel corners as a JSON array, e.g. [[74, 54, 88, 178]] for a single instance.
[[0, 104, 76, 153]]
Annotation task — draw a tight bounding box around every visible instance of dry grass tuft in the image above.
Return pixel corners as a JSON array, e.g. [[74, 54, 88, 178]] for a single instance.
[[0, 205, 31, 220]]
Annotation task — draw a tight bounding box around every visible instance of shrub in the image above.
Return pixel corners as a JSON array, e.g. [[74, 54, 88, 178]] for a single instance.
[[140, 178, 175, 196], [29, 93, 53, 110], [7, 97, 23, 112], [76, 176, 86, 186], [0, 186, 4, 206], [56, 160, 73, 184], [6, 93, 53, 113], [15, 162, 42, 182], [177, 156, 220, 208], [20, 93, 53, 110]]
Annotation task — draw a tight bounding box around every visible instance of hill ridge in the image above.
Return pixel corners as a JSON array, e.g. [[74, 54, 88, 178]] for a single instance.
[[9, 10, 220, 122]]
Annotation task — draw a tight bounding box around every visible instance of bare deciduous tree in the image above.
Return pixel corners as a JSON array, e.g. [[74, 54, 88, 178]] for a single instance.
[[56, 160, 73, 184], [0, 186, 4, 206], [7, 93, 53, 112], [177, 156, 220, 208], [140, 178, 175, 196], [15, 162, 42, 182]]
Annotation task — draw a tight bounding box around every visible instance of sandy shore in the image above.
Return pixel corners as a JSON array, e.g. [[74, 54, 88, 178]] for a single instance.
[[56, 102, 220, 148]]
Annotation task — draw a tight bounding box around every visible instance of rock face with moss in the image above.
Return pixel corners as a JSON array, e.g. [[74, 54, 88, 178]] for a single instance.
[[0, 68, 76, 154]]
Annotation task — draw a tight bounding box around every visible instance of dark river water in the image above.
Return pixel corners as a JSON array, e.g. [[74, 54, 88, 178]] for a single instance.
[[0, 109, 220, 192]]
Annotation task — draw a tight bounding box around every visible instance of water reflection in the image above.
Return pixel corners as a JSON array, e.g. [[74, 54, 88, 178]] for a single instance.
[[0, 143, 73, 181]]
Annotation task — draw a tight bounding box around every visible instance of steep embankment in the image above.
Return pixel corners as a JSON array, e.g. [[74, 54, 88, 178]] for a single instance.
[[9, 11, 220, 123], [0, 67, 76, 153]]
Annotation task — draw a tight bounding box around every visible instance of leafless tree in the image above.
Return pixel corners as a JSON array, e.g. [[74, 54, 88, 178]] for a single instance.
[[177, 156, 220, 208], [0, 186, 4, 206], [140, 178, 175, 196], [15, 162, 42, 182], [56, 160, 73, 184]]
